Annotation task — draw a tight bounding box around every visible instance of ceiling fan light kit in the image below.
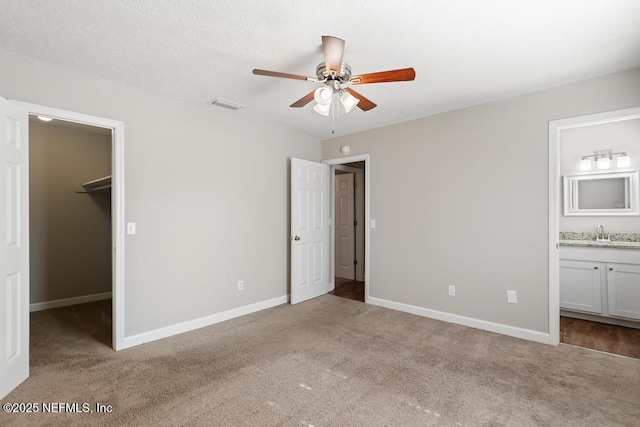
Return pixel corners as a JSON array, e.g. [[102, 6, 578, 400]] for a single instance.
[[313, 102, 331, 116], [252, 35, 416, 132], [339, 91, 359, 113], [314, 87, 332, 106]]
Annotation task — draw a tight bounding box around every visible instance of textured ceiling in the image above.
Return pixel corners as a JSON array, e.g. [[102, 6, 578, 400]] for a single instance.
[[1, 1, 640, 140]]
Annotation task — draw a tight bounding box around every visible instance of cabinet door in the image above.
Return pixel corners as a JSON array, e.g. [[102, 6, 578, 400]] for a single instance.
[[559, 260, 602, 313], [607, 263, 640, 320]]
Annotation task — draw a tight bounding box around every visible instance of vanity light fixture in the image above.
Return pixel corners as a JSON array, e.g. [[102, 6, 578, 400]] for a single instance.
[[579, 150, 630, 171], [37, 115, 53, 122]]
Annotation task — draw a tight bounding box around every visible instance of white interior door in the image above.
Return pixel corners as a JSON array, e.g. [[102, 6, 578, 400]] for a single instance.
[[335, 173, 355, 280], [291, 158, 330, 304], [0, 98, 29, 398]]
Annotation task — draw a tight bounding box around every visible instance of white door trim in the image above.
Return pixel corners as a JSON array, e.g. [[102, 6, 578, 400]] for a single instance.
[[11, 101, 126, 351], [323, 154, 370, 303], [548, 106, 640, 346]]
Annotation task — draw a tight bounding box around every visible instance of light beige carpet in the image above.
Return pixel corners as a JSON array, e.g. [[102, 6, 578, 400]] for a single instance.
[[2, 295, 639, 426]]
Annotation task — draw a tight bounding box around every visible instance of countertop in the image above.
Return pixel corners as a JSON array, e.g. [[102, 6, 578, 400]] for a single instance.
[[559, 240, 640, 250]]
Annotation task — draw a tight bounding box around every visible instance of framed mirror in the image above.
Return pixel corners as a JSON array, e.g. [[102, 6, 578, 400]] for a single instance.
[[563, 170, 639, 216]]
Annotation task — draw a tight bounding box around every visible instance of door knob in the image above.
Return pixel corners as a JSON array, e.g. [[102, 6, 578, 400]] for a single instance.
[[291, 236, 300, 241]]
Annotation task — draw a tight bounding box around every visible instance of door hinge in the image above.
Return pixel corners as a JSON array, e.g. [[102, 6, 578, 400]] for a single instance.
[[353, 181, 357, 188], [353, 220, 357, 226], [354, 260, 358, 265]]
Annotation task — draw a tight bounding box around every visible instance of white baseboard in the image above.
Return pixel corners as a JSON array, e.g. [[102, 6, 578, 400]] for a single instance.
[[30, 292, 112, 312], [368, 296, 551, 345], [121, 295, 288, 350]]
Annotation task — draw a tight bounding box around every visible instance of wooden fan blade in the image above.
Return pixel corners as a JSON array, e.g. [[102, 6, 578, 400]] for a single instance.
[[322, 36, 345, 75], [345, 88, 377, 111], [290, 91, 316, 108], [253, 69, 310, 81], [350, 67, 416, 85]]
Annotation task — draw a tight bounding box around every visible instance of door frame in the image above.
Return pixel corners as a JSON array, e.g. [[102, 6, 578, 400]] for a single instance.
[[12, 100, 126, 351], [323, 154, 370, 303], [548, 106, 640, 346]]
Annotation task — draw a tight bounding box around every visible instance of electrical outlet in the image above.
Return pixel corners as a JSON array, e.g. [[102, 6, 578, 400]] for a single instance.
[[238, 280, 244, 291], [507, 290, 517, 304], [448, 285, 456, 297]]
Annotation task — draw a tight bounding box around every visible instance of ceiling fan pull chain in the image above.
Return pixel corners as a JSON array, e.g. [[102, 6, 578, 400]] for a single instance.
[[331, 94, 336, 134]]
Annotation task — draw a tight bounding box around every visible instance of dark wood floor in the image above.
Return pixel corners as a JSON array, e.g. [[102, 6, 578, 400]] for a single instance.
[[330, 278, 364, 302], [560, 316, 640, 359]]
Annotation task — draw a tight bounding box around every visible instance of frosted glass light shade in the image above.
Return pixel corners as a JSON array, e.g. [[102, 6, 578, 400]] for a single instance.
[[597, 157, 610, 169], [313, 102, 330, 116], [579, 158, 591, 171], [339, 91, 360, 113], [314, 87, 332, 106], [617, 155, 630, 168]]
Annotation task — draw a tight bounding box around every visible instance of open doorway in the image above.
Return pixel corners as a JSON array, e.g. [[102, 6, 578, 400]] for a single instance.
[[330, 162, 365, 302], [323, 154, 370, 304], [549, 107, 640, 359], [13, 100, 126, 351], [29, 115, 113, 347]]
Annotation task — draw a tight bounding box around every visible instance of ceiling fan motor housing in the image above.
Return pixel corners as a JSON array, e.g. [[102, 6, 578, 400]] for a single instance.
[[316, 62, 352, 82]]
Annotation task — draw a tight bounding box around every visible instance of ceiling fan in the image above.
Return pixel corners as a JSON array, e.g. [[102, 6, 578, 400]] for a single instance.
[[253, 35, 415, 115]]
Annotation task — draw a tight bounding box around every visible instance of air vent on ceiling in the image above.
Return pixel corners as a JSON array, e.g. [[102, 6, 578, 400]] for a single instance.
[[207, 98, 246, 110]]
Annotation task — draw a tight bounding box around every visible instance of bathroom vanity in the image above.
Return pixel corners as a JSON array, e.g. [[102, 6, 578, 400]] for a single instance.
[[560, 236, 640, 327]]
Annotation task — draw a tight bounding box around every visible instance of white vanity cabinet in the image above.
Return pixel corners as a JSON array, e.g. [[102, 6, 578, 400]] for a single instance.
[[559, 260, 602, 313], [607, 263, 640, 320], [559, 245, 640, 325]]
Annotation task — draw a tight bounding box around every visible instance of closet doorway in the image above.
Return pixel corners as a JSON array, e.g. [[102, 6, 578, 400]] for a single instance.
[[29, 115, 113, 345], [14, 101, 125, 351]]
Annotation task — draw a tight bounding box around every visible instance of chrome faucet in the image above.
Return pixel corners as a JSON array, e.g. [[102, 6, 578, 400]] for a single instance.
[[596, 225, 609, 241]]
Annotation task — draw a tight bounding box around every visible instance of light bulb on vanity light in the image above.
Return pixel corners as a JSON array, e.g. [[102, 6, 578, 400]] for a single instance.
[[617, 154, 631, 168], [579, 158, 591, 171], [597, 156, 610, 169]]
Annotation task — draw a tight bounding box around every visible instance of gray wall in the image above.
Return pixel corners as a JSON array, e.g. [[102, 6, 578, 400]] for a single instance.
[[0, 48, 320, 336], [30, 120, 112, 303], [560, 118, 640, 232], [322, 68, 640, 333]]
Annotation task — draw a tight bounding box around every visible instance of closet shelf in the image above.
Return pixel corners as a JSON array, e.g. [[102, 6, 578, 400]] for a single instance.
[[77, 175, 111, 193]]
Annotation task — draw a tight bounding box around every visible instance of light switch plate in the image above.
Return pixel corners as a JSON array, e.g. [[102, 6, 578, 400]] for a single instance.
[[127, 222, 136, 235], [370, 219, 376, 228], [507, 290, 517, 304]]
